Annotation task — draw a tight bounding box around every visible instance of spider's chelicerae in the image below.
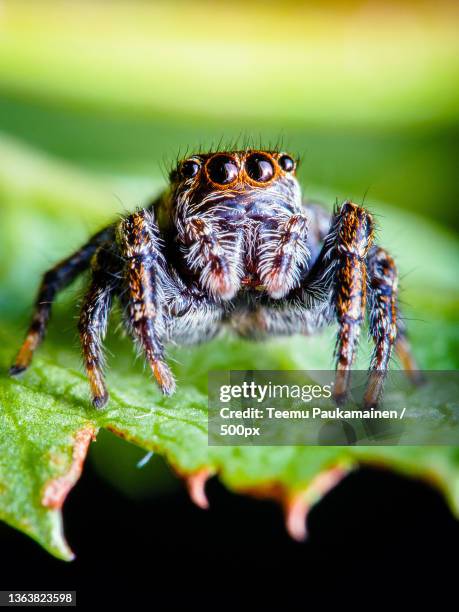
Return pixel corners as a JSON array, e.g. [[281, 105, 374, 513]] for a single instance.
[[11, 149, 420, 409]]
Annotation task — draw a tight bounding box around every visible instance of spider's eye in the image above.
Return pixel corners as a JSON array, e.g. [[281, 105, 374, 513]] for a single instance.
[[279, 154, 295, 172], [180, 159, 200, 179], [246, 153, 274, 183], [207, 155, 239, 185]]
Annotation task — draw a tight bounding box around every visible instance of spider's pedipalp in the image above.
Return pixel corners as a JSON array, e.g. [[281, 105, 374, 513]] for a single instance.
[[184, 217, 244, 300], [117, 209, 175, 395], [79, 246, 120, 409], [10, 226, 113, 377], [257, 213, 310, 298]]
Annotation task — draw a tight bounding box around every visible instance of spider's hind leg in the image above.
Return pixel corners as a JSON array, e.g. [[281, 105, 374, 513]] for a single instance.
[[394, 320, 425, 386], [118, 209, 175, 395], [10, 226, 113, 376]]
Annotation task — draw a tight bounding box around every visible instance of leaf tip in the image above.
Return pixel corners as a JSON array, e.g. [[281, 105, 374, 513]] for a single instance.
[[42, 425, 97, 510], [284, 495, 309, 542], [185, 467, 213, 510], [47, 512, 76, 562], [283, 465, 349, 541]]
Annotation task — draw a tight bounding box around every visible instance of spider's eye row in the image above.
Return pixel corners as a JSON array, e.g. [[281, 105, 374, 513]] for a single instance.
[[206, 155, 239, 185], [246, 153, 274, 183], [279, 154, 295, 172], [179, 152, 295, 185], [180, 159, 200, 179]]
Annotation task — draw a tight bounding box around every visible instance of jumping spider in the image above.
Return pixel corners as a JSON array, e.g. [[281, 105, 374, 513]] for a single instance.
[[10, 149, 420, 409]]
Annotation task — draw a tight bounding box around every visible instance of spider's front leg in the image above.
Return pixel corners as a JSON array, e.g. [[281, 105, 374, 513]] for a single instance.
[[117, 209, 175, 395], [317, 201, 375, 404]]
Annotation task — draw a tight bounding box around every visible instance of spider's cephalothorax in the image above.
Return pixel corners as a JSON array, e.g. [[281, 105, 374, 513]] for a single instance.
[[164, 150, 306, 300], [10, 149, 421, 409]]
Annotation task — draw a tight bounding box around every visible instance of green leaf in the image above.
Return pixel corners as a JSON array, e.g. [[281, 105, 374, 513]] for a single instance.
[[0, 135, 458, 559]]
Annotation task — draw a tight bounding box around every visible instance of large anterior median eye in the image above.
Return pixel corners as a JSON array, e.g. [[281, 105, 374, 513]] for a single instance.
[[206, 155, 239, 185], [245, 153, 274, 183]]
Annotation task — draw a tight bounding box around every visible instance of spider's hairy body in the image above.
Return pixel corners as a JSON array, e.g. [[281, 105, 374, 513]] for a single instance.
[[10, 149, 420, 409]]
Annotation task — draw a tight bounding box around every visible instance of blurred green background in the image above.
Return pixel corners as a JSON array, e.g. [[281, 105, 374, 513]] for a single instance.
[[0, 0, 458, 499], [0, 0, 458, 227]]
